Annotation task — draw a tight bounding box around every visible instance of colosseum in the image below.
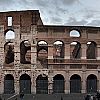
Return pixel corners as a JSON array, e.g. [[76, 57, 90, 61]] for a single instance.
[[0, 10, 100, 98]]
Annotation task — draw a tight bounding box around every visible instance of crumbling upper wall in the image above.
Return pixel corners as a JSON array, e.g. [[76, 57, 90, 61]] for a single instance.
[[0, 10, 43, 30], [0, 10, 43, 68]]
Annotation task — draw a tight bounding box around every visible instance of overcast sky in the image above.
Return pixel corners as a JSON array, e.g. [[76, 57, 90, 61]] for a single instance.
[[1, 0, 100, 26]]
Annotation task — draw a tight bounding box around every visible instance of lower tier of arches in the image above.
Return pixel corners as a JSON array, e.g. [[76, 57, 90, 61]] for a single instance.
[[2, 73, 98, 94]]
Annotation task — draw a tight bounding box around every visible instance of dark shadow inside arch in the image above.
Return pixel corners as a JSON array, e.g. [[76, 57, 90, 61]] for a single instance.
[[20, 40, 31, 64], [36, 75, 48, 94], [19, 74, 31, 94], [87, 41, 97, 59], [4, 74, 14, 94], [70, 74, 81, 93], [53, 74, 65, 93], [71, 42, 81, 59], [4, 42, 14, 64], [87, 74, 97, 93]]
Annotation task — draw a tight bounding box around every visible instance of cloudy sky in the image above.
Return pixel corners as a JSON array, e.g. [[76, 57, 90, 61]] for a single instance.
[[1, 0, 100, 26]]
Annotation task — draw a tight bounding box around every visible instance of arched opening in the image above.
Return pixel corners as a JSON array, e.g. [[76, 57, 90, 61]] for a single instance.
[[53, 74, 65, 93], [37, 41, 48, 68], [4, 74, 14, 94], [53, 41, 64, 63], [87, 41, 97, 59], [70, 74, 81, 93], [5, 30, 15, 39], [38, 41, 47, 45], [70, 41, 81, 59], [70, 30, 80, 37], [19, 74, 31, 94], [36, 74, 48, 94], [37, 41, 48, 57], [4, 42, 14, 64], [20, 40, 31, 64], [86, 74, 97, 93]]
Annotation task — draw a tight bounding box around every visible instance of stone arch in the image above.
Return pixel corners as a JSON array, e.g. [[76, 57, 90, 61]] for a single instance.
[[86, 41, 97, 59], [53, 74, 65, 93], [53, 40, 64, 63], [4, 42, 14, 64], [20, 40, 31, 64], [19, 74, 31, 94], [36, 74, 48, 94], [38, 40, 48, 45], [4, 29, 15, 39], [37, 40, 48, 58], [70, 74, 81, 93], [70, 41, 81, 59], [37, 40, 48, 68], [37, 40, 48, 56], [86, 74, 97, 93], [4, 74, 14, 94]]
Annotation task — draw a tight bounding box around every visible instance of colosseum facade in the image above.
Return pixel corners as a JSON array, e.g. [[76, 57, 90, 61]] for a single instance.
[[0, 10, 100, 94]]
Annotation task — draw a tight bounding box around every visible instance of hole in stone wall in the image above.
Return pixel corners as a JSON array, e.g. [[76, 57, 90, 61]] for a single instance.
[[70, 41, 81, 59], [87, 41, 97, 59], [5, 30, 15, 39], [70, 30, 80, 37], [20, 40, 31, 64], [53, 41, 64, 58], [4, 42, 14, 64], [38, 41, 47, 46], [7, 16, 12, 26], [37, 41, 48, 68]]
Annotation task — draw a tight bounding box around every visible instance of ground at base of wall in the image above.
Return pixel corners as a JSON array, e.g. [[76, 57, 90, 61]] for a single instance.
[[0, 93, 87, 100]]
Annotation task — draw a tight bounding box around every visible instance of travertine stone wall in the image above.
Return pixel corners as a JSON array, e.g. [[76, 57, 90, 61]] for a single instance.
[[0, 10, 100, 94]]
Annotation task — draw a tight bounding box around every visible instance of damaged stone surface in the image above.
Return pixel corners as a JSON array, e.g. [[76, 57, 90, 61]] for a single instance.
[[0, 10, 99, 94]]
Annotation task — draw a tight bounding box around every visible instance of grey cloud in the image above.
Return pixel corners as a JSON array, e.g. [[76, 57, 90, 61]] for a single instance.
[[0, 0, 30, 11], [87, 20, 100, 26], [35, 0, 48, 7], [43, 6, 68, 24], [56, 7, 68, 14], [0, 0, 13, 4], [0, 0, 14, 8], [34, 0, 55, 8], [0, 0, 100, 27], [84, 13, 94, 19], [64, 17, 87, 26], [50, 16, 62, 23], [83, 9, 99, 19], [33, 0, 68, 13], [61, 0, 79, 5]]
